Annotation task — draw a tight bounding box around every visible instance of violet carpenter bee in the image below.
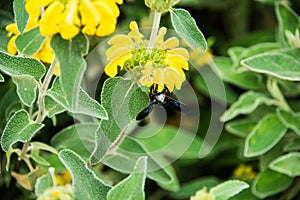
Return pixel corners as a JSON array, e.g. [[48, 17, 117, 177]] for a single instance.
[[136, 84, 189, 120]]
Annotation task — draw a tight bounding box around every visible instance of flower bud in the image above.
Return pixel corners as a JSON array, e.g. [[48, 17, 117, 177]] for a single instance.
[[145, 0, 179, 13]]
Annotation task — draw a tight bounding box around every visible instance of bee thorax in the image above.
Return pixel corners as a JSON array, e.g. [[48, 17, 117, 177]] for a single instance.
[[155, 93, 166, 103]]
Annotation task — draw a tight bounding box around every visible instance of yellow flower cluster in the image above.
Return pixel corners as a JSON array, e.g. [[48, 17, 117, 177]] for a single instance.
[[25, 0, 123, 39], [233, 163, 257, 180], [6, 0, 123, 75], [190, 187, 215, 200], [105, 21, 189, 91]]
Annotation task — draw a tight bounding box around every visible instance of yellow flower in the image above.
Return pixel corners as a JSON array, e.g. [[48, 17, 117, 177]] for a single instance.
[[233, 163, 257, 180], [190, 47, 213, 67], [190, 187, 215, 200], [25, 0, 123, 39], [37, 184, 73, 200], [54, 170, 72, 185], [104, 21, 189, 91], [5, 18, 60, 75]]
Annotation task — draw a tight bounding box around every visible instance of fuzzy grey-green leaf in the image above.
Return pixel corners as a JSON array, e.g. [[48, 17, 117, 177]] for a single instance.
[[15, 27, 46, 55], [252, 169, 292, 198], [170, 8, 207, 50], [220, 91, 277, 122], [242, 51, 300, 81], [107, 156, 147, 200], [0, 51, 46, 80], [35, 168, 55, 196], [210, 180, 249, 200], [51, 123, 98, 160], [12, 75, 38, 107], [275, 2, 300, 46], [51, 33, 88, 110], [59, 149, 111, 200], [277, 109, 300, 135], [270, 152, 300, 177], [244, 113, 287, 157], [13, 0, 29, 33], [0, 109, 44, 152]]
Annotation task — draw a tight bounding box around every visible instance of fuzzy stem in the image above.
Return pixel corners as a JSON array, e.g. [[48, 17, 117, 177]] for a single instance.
[[36, 58, 57, 123], [20, 58, 57, 171], [147, 11, 162, 54]]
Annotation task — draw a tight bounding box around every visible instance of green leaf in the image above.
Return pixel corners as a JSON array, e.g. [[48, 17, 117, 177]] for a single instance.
[[47, 77, 107, 119], [51, 123, 98, 160], [270, 152, 300, 177], [210, 180, 249, 200], [0, 73, 4, 82], [0, 51, 46, 80], [228, 43, 280, 68], [252, 169, 293, 198], [134, 125, 202, 161], [58, 149, 111, 200], [47, 78, 107, 119], [0, 109, 44, 152], [277, 109, 300, 135], [15, 27, 46, 55], [275, 2, 300, 47], [44, 95, 66, 118], [107, 156, 147, 200], [170, 177, 220, 199], [51, 34, 88, 110], [31, 141, 58, 155], [77, 88, 108, 119], [12, 75, 38, 107], [92, 77, 148, 160], [35, 168, 55, 196], [225, 118, 257, 138], [31, 151, 51, 166], [13, 0, 29, 33], [220, 91, 277, 122], [242, 50, 300, 81], [244, 113, 287, 157], [170, 8, 207, 50], [213, 57, 263, 90]]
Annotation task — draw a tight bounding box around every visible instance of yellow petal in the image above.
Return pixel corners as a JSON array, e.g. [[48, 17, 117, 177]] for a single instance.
[[165, 67, 185, 90], [7, 36, 17, 55], [161, 37, 179, 49], [153, 68, 165, 87], [104, 53, 132, 77], [129, 21, 138, 31], [94, 0, 120, 18], [164, 54, 189, 70], [96, 20, 116, 36], [54, 64, 60, 76], [60, 24, 80, 39], [6, 23, 19, 35], [168, 48, 189, 60], [39, 1, 65, 36]]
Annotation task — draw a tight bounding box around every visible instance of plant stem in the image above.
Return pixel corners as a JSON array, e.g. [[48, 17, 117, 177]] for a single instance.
[[267, 78, 291, 111], [20, 58, 57, 171], [147, 11, 162, 54], [36, 58, 57, 123]]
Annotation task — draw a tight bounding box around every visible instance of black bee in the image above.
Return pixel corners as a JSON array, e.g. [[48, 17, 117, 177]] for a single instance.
[[136, 84, 189, 120]]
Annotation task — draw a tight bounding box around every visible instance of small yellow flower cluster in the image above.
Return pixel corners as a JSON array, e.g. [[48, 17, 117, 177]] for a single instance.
[[190, 187, 215, 200], [233, 163, 257, 180], [37, 184, 73, 200], [54, 170, 72, 185], [105, 21, 189, 91]]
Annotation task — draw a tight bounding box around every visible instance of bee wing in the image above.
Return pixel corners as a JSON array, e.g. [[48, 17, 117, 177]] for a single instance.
[[168, 98, 189, 113], [136, 102, 157, 120]]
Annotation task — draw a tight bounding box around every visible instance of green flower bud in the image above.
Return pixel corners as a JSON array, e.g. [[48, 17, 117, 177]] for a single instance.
[[145, 0, 180, 13]]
